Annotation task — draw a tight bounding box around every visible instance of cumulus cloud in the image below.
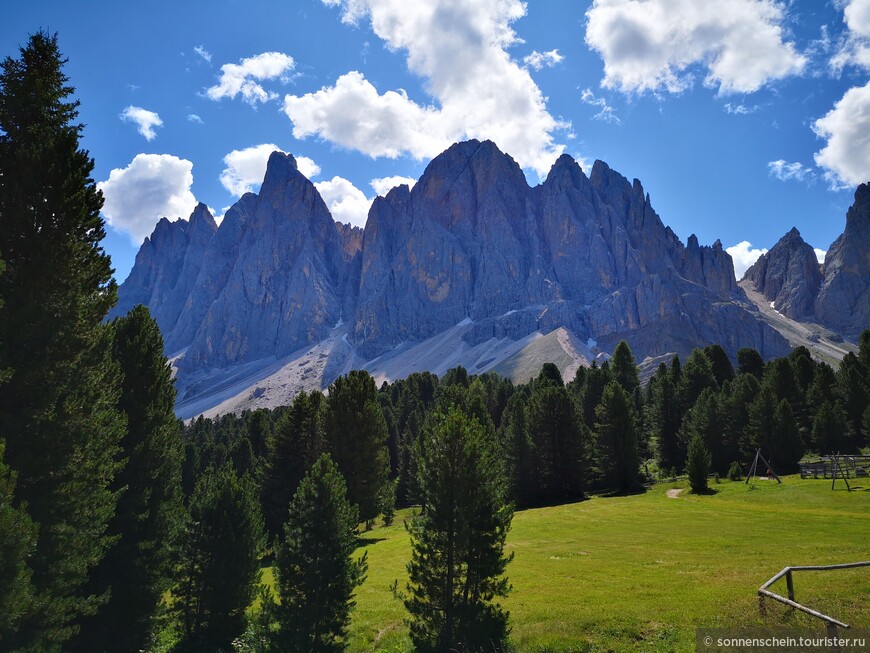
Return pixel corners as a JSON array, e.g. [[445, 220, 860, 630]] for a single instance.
[[523, 49, 564, 70], [219, 144, 322, 196], [370, 175, 417, 196], [98, 154, 197, 244], [580, 88, 621, 124], [207, 52, 295, 106], [220, 143, 284, 196], [120, 106, 163, 141], [726, 241, 768, 279], [831, 0, 870, 72], [768, 159, 815, 184], [295, 155, 321, 180], [813, 81, 870, 189], [285, 0, 568, 176], [814, 248, 827, 264], [584, 0, 806, 95], [314, 176, 372, 227], [194, 45, 212, 63]]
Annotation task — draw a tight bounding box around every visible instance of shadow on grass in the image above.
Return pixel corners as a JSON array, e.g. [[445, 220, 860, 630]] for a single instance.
[[687, 487, 719, 496], [356, 535, 387, 548]]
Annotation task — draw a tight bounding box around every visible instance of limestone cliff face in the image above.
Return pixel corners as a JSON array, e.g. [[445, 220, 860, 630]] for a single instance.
[[117, 140, 794, 391], [350, 140, 785, 361], [815, 184, 870, 336], [111, 202, 217, 340], [743, 227, 823, 320]]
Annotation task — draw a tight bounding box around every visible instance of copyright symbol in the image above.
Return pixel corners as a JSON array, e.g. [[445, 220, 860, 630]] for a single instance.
[[704, 636, 713, 646]]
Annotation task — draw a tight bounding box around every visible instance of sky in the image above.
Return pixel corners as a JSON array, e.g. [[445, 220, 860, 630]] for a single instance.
[[3, 0, 870, 283]]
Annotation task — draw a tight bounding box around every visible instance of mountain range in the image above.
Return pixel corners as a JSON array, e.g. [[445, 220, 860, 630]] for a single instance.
[[111, 140, 867, 418]]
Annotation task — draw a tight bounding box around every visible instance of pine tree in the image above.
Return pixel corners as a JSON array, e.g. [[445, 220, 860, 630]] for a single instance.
[[679, 388, 725, 473], [686, 432, 712, 494], [724, 372, 760, 460], [611, 340, 640, 395], [594, 382, 641, 492], [772, 399, 803, 473], [405, 408, 513, 653], [0, 439, 36, 647], [812, 401, 849, 455], [736, 348, 764, 378], [836, 353, 868, 451], [269, 454, 367, 652], [324, 371, 390, 524], [70, 306, 185, 653], [0, 32, 125, 651], [527, 383, 586, 504], [679, 349, 718, 409], [262, 391, 326, 541], [703, 344, 735, 387], [176, 465, 265, 652], [648, 364, 684, 474]]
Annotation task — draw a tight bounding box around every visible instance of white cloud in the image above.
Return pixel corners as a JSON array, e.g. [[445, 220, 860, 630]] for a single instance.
[[831, 0, 870, 72], [295, 156, 321, 180], [314, 176, 372, 227], [813, 80, 870, 189], [206, 52, 295, 106], [580, 88, 621, 124], [194, 45, 212, 63], [187, 113, 204, 124], [814, 248, 827, 265], [370, 175, 417, 196], [98, 154, 197, 244], [726, 241, 768, 279], [768, 159, 815, 184], [220, 143, 284, 196], [219, 144, 321, 196], [523, 49, 564, 71], [724, 103, 758, 115], [285, 0, 568, 176], [584, 0, 806, 95], [120, 106, 163, 141]]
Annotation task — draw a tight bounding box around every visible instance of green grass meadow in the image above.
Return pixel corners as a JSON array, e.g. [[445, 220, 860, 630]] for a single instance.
[[279, 476, 870, 653]]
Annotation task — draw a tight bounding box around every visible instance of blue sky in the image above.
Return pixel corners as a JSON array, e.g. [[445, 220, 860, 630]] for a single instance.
[[3, 0, 869, 282]]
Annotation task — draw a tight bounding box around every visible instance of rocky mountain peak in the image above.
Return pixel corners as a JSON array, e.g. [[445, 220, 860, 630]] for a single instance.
[[814, 182, 870, 336], [743, 225, 822, 320]]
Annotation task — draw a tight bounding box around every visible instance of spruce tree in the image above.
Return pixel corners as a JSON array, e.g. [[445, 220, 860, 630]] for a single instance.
[[836, 353, 868, 451], [771, 399, 803, 473], [70, 305, 185, 653], [176, 465, 265, 652], [262, 391, 326, 541], [686, 432, 712, 494], [594, 382, 641, 492], [679, 349, 718, 409], [0, 439, 36, 647], [405, 408, 513, 653], [611, 340, 640, 395], [269, 454, 367, 652], [0, 32, 125, 651], [812, 402, 849, 455], [648, 364, 684, 474], [736, 348, 764, 378], [527, 383, 585, 504], [679, 388, 725, 474], [324, 371, 390, 524]]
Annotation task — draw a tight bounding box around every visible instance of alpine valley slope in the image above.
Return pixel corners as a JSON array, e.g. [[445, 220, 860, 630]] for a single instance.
[[113, 140, 794, 418]]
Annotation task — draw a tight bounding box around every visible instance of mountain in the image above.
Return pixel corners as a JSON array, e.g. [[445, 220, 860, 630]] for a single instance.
[[116, 140, 795, 417], [742, 227, 822, 320], [742, 184, 870, 341], [815, 183, 870, 337]]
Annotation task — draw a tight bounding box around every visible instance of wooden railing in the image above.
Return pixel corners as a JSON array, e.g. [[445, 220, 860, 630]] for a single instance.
[[758, 561, 870, 634]]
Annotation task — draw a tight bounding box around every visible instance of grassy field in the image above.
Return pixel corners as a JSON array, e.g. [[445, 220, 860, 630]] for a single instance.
[[288, 476, 870, 653]]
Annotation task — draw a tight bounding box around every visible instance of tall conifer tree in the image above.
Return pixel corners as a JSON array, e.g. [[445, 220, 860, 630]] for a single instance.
[[269, 454, 367, 652], [0, 32, 124, 650], [70, 306, 184, 653], [324, 371, 390, 524], [405, 408, 513, 653]]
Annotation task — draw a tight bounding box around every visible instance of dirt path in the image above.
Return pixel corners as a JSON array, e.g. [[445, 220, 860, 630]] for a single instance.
[[666, 488, 684, 499]]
